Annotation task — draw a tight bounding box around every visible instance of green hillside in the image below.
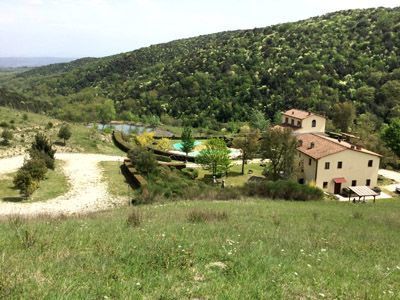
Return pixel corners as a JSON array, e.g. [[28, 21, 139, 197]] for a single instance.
[[1, 7, 400, 127]]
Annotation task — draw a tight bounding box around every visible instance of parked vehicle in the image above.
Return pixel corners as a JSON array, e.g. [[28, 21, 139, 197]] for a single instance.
[[395, 186, 400, 194], [372, 186, 381, 195]]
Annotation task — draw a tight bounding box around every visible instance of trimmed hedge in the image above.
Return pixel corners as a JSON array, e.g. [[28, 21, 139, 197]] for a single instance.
[[243, 180, 324, 201]]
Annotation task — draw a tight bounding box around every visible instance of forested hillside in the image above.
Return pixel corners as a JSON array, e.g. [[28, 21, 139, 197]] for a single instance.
[[1, 7, 400, 128]]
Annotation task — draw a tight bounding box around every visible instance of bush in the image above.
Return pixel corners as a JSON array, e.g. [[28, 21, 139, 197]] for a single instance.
[[13, 170, 38, 198], [181, 168, 199, 179], [21, 158, 47, 181], [29, 133, 56, 169], [58, 124, 72, 145], [1, 129, 13, 145], [155, 154, 172, 162], [127, 209, 142, 227], [187, 209, 228, 223], [30, 149, 55, 170], [0, 121, 9, 128], [128, 147, 158, 175], [243, 180, 324, 201]]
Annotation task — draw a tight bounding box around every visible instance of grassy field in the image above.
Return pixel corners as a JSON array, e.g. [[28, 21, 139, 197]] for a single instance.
[[100, 161, 134, 199], [0, 107, 124, 155], [0, 161, 69, 202], [0, 199, 399, 298]]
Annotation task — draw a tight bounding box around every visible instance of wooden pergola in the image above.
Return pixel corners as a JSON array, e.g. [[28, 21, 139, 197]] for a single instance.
[[348, 186, 378, 203]]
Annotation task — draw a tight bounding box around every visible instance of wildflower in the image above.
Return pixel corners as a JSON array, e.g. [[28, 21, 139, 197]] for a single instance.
[[307, 264, 312, 268], [294, 272, 298, 276], [320, 248, 327, 252], [318, 293, 325, 298]]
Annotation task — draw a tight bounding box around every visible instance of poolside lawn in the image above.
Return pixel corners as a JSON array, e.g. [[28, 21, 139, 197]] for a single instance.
[[197, 162, 265, 186]]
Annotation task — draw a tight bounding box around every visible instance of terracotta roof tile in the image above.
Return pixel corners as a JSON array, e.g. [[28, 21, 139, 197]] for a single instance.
[[296, 133, 381, 159], [296, 133, 347, 159], [283, 109, 315, 120]]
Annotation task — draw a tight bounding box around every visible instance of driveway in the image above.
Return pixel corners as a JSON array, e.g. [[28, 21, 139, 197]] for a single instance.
[[0, 153, 125, 218], [378, 169, 400, 193]]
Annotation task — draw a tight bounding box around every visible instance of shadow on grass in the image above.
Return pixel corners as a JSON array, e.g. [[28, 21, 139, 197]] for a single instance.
[[2, 196, 24, 202]]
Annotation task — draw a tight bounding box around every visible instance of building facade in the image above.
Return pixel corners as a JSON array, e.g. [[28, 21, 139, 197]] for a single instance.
[[282, 109, 326, 134], [280, 109, 381, 194]]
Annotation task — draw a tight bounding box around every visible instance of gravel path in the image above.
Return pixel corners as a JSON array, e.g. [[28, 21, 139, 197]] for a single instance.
[[378, 169, 400, 192], [0, 153, 125, 217]]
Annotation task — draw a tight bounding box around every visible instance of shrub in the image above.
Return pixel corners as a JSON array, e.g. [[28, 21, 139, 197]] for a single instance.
[[187, 209, 228, 223], [127, 209, 142, 227], [181, 168, 199, 179], [58, 124, 72, 145], [30, 149, 55, 170], [155, 154, 172, 162], [243, 180, 324, 201], [1, 129, 13, 145], [22, 113, 28, 121], [128, 147, 158, 175], [21, 158, 47, 181], [0, 121, 9, 128], [29, 133, 56, 169], [13, 170, 38, 198]]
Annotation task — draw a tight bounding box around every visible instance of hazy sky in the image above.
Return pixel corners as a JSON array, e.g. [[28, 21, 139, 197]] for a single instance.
[[0, 0, 398, 58]]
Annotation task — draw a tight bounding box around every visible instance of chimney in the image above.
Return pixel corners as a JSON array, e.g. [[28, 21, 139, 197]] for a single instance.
[[309, 142, 315, 149], [298, 139, 303, 147], [292, 111, 294, 115], [308, 112, 311, 115]]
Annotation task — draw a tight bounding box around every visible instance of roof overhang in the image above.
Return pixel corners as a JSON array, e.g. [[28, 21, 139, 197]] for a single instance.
[[333, 177, 347, 184]]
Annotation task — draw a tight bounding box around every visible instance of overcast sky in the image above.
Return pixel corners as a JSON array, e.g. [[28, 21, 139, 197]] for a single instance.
[[0, 0, 398, 58]]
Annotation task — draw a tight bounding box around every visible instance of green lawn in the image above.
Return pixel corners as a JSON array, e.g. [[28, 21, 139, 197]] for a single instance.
[[0, 199, 399, 298], [197, 162, 265, 186], [100, 161, 134, 199], [0, 161, 69, 202]]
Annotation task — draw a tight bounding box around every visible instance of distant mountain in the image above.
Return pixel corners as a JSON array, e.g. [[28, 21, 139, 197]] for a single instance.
[[0, 57, 77, 69], [1, 7, 400, 127]]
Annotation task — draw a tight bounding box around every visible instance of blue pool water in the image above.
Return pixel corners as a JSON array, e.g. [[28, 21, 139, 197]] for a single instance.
[[173, 141, 202, 151]]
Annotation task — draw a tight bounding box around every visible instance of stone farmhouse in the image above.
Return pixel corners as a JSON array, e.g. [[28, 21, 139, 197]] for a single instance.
[[280, 109, 381, 194]]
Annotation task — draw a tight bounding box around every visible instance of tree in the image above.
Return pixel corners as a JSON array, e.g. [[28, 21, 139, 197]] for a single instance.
[[97, 99, 116, 128], [232, 126, 260, 174], [1, 129, 13, 145], [29, 133, 56, 170], [381, 118, 400, 157], [128, 147, 158, 175], [58, 124, 72, 145], [261, 128, 298, 181], [249, 109, 270, 131], [331, 102, 355, 132], [181, 127, 195, 157], [196, 138, 231, 177]]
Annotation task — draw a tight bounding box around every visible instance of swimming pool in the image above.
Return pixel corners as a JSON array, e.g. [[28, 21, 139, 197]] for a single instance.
[[173, 141, 202, 151]]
